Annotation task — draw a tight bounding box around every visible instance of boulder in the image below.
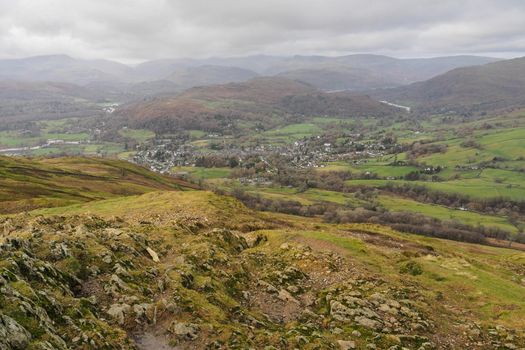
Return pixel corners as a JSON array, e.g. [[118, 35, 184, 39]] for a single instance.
[[170, 322, 199, 340], [330, 300, 354, 321], [355, 316, 381, 330], [337, 340, 356, 349], [0, 314, 32, 350], [146, 247, 160, 262], [110, 274, 131, 291], [277, 289, 300, 304], [107, 303, 131, 325]]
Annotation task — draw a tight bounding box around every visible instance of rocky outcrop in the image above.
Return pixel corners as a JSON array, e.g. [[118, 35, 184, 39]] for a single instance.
[[1, 213, 524, 349], [0, 314, 31, 350]]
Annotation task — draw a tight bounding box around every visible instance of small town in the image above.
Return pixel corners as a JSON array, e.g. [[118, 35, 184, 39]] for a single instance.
[[131, 132, 392, 174]]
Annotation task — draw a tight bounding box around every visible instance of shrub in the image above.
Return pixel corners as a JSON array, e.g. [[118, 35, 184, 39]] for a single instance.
[[400, 261, 423, 276]]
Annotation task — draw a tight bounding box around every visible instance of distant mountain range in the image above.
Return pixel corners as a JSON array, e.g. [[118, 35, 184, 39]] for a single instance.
[[373, 56, 525, 114], [0, 54, 499, 92], [0, 55, 133, 85], [2, 53, 525, 124]]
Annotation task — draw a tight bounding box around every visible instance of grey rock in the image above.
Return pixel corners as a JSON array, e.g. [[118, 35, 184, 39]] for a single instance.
[[337, 340, 356, 349], [146, 247, 160, 262], [332, 327, 344, 334], [355, 316, 381, 330], [330, 300, 354, 321], [277, 289, 300, 304], [0, 313, 31, 350], [133, 303, 151, 322], [107, 303, 131, 325], [110, 274, 131, 291], [170, 322, 199, 340]]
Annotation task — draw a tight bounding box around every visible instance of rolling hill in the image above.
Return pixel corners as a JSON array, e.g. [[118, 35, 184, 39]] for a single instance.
[[374, 56, 525, 114], [0, 156, 194, 213], [115, 77, 403, 133], [0, 81, 106, 123], [0, 155, 525, 349]]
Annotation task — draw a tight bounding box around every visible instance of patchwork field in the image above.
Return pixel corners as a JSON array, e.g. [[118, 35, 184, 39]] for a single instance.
[[378, 195, 518, 232]]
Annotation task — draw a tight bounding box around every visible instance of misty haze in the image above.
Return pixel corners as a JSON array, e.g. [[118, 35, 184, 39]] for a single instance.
[[1, 1, 525, 350]]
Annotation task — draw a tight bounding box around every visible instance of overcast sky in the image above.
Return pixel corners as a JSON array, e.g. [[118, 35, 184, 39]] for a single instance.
[[1, 0, 524, 63]]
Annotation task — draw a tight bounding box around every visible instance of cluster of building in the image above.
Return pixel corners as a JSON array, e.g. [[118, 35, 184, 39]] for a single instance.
[[131, 132, 392, 175]]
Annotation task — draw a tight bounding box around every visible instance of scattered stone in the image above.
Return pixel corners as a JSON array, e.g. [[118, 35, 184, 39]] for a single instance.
[[277, 289, 300, 304], [146, 247, 160, 262], [50, 242, 70, 259], [332, 327, 344, 334], [133, 303, 151, 322], [102, 254, 112, 264], [337, 340, 356, 349], [355, 316, 381, 330], [170, 322, 199, 340], [280, 243, 290, 250], [107, 303, 131, 325], [257, 280, 278, 294], [110, 274, 131, 291]]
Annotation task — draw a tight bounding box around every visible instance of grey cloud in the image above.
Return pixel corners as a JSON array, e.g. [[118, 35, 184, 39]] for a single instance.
[[0, 0, 524, 62]]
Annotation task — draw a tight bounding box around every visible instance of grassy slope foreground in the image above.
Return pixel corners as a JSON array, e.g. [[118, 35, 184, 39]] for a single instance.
[[0, 156, 194, 214], [0, 158, 525, 349]]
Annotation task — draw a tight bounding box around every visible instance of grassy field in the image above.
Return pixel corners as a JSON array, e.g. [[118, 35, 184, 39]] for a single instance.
[[118, 128, 155, 143], [242, 186, 364, 206], [171, 166, 232, 180], [188, 130, 208, 139], [378, 195, 518, 232], [345, 175, 525, 200], [319, 160, 418, 177], [263, 123, 322, 141], [162, 112, 525, 240], [0, 118, 92, 148], [0, 130, 90, 147]]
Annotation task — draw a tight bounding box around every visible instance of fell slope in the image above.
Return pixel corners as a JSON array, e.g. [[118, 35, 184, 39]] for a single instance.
[[116, 77, 401, 133], [0, 156, 193, 213], [0, 81, 104, 123], [1, 190, 524, 349], [375, 56, 525, 113]]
